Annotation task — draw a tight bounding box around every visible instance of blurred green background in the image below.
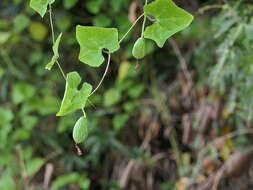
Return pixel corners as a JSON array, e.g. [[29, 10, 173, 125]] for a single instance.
[[1, 0, 253, 190]]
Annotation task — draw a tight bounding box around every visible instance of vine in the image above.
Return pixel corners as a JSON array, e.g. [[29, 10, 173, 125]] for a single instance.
[[29, 0, 193, 145]]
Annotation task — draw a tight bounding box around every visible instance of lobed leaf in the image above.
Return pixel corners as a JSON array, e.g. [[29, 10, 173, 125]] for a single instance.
[[46, 33, 62, 70], [30, 0, 55, 18], [76, 25, 120, 67], [144, 0, 193, 47], [57, 72, 92, 116]]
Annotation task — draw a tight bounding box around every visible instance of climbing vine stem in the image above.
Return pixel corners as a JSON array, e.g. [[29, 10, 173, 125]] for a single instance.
[[89, 53, 111, 96], [119, 13, 144, 44], [141, 0, 148, 37], [29, 0, 194, 145], [48, 5, 87, 120], [48, 4, 66, 80]]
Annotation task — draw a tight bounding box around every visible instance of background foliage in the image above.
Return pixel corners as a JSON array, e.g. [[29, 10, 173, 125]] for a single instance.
[[1, 0, 253, 190]]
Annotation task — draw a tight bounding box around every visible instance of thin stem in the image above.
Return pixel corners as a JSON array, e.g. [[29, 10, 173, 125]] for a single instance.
[[48, 4, 66, 80], [49, 4, 55, 42], [141, 0, 148, 38], [56, 60, 66, 80], [119, 13, 144, 44], [81, 108, 86, 117], [89, 53, 111, 96]]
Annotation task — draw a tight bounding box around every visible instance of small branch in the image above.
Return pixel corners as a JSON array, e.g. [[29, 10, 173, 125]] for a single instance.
[[119, 13, 144, 44], [217, 128, 253, 141], [169, 39, 193, 88], [43, 163, 54, 190], [89, 53, 111, 96], [197, 4, 225, 15], [211, 166, 226, 190]]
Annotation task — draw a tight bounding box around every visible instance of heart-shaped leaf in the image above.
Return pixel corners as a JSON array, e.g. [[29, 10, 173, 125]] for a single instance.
[[46, 33, 62, 70], [144, 0, 193, 47], [73, 116, 88, 143], [30, 0, 55, 18], [76, 25, 120, 67], [57, 72, 92, 116]]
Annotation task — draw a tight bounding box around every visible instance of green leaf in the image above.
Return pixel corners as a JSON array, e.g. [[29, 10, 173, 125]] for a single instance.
[[63, 0, 78, 9], [0, 172, 16, 190], [117, 61, 130, 82], [128, 84, 145, 98], [76, 25, 120, 67], [51, 173, 80, 190], [132, 37, 146, 59], [12, 82, 36, 104], [0, 108, 13, 125], [30, 0, 55, 18], [93, 14, 112, 27], [28, 21, 48, 41], [113, 114, 129, 130], [86, 0, 104, 14], [144, 0, 193, 47], [0, 32, 10, 44], [73, 116, 88, 143], [103, 88, 121, 107], [52, 33, 62, 56], [46, 55, 57, 70], [57, 72, 92, 116], [46, 33, 62, 70], [25, 158, 44, 177]]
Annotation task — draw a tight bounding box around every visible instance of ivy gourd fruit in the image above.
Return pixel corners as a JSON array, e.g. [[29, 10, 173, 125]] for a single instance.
[[132, 37, 146, 59], [73, 116, 88, 143], [144, 0, 193, 48]]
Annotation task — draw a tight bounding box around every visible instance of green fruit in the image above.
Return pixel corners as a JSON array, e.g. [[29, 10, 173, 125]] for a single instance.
[[132, 37, 146, 59], [73, 116, 88, 143]]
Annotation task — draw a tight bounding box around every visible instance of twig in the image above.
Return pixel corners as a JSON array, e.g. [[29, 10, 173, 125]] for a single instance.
[[197, 4, 225, 15], [169, 38, 197, 106], [43, 163, 54, 190], [211, 165, 226, 190], [28, 149, 62, 184], [119, 119, 154, 188], [219, 128, 253, 141], [169, 39, 193, 90], [15, 145, 28, 189]]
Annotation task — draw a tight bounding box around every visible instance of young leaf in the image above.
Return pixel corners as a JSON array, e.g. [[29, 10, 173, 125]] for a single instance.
[[73, 116, 88, 143], [132, 37, 146, 59], [57, 72, 92, 116], [144, 0, 193, 47], [46, 33, 62, 70], [76, 26, 120, 67], [46, 55, 57, 70], [30, 0, 55, 18]]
